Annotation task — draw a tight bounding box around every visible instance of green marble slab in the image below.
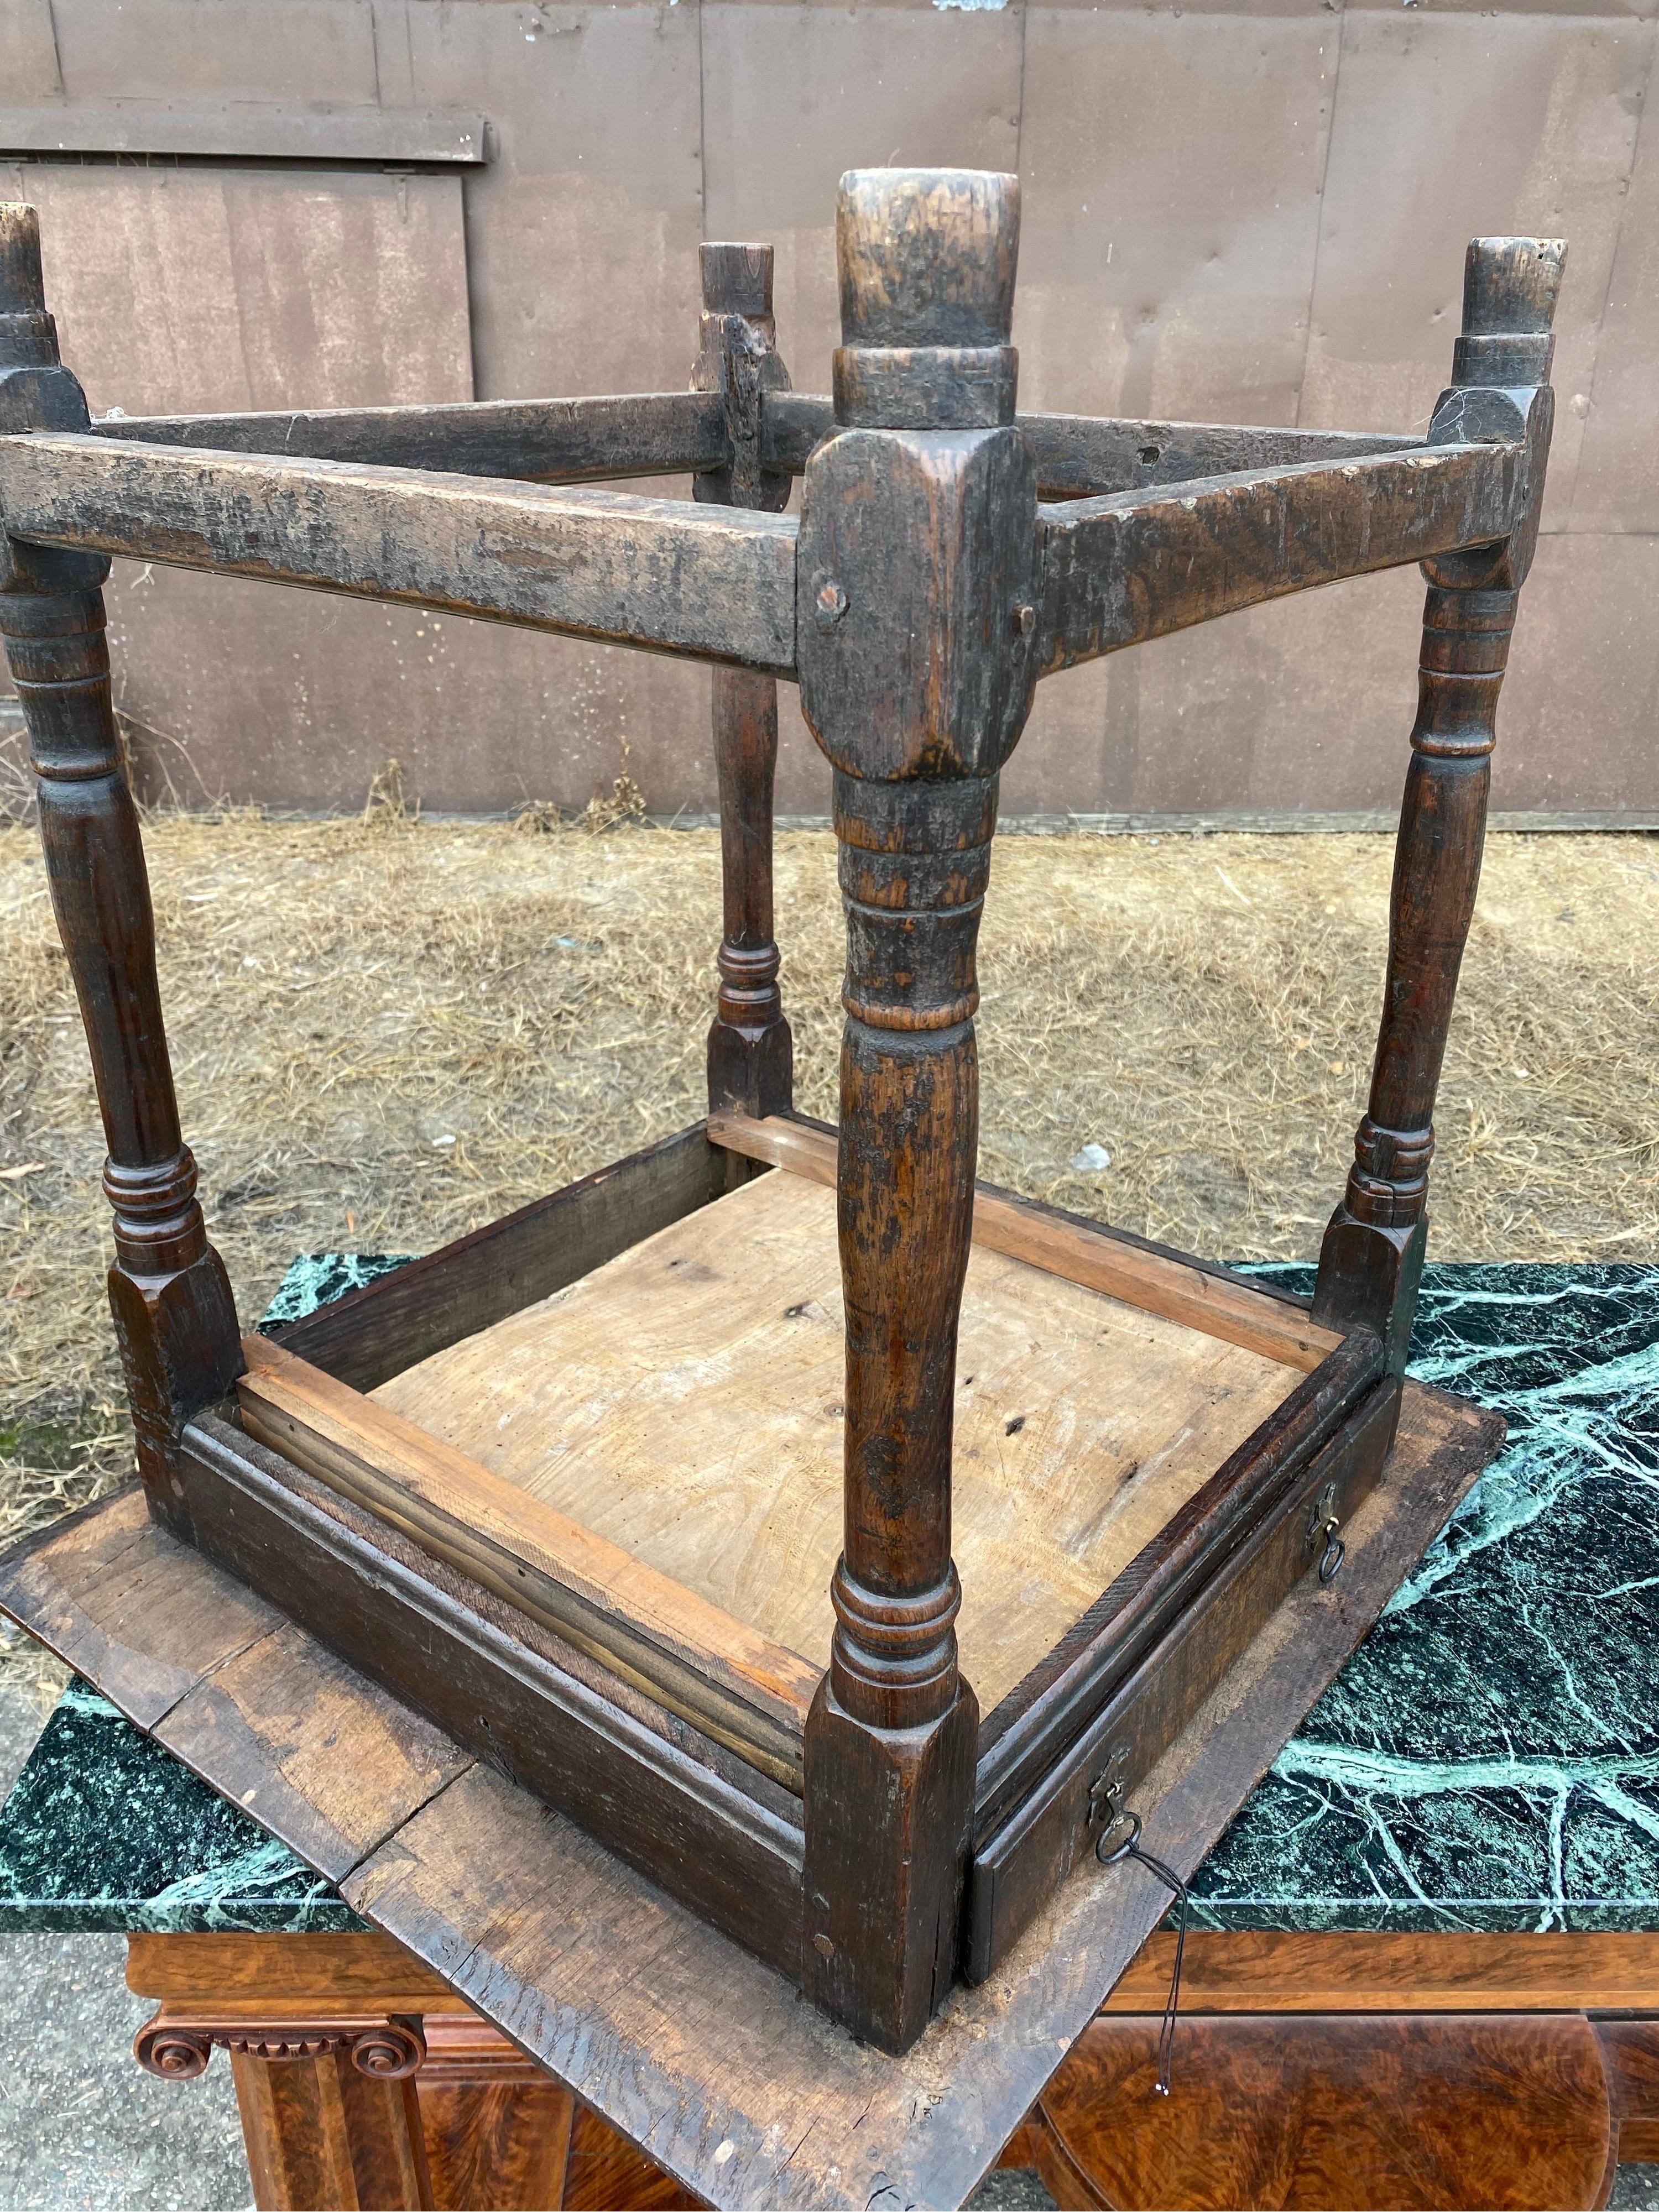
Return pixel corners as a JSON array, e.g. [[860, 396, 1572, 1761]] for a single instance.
[[1192, 1263, 1659, 1934], [0, 1257, 1653, 1936]]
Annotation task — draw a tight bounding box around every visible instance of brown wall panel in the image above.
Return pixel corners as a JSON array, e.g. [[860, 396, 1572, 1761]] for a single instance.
[[1007, 535, 1659, 819], [1490, 532, 1659, 812], [1568, 53, 1659, 531], [401, 0, 705, 399], [1015, 5, 1337, 425], [96, 569, 721, 819], [702, 0, 1022, 391], [48, 0, 382, 104], [2, 0, 1656, 817], [1300, 6, 1651, 529], [1, 0, 61, 98], [10, 164, 472, 415]]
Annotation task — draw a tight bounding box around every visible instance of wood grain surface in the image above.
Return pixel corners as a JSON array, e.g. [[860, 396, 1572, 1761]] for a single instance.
[[1032, 2011, 1616, 2210], [336, 1383, 1498, 2211], [1038, 441, 1522, 673], [709, 1111, 1339, 1369], [761, 392, 1424, 498], [238, 1334, 818, 1789], [0, 432, 799, 671], [93, 390, 728, 483], [0, 1484, 276, 1728], [0, 1374, 1495, 2209], [272, 1122, 730, 1395], [372, 1166, 1301, 1717], [1104, 1928, 1659, 2015], [127, 1931, 457, 2007], [153, 1619, 472, 1882], [178, 1411, 808, 1976]]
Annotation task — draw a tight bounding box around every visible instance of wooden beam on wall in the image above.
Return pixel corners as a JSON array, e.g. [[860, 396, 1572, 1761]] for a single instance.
[[0, 102, 488, 164]]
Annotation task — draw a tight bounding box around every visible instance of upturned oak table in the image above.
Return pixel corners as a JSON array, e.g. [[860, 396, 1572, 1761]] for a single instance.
[[2, 1258, 1655, 2210]]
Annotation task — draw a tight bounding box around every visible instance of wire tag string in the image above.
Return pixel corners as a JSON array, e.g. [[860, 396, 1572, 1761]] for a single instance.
[[1096, 1810, 1190, 2096]]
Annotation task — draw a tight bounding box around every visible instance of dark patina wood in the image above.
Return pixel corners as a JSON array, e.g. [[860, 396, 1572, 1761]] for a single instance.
[[1036, 439, 1525, 674], [0, 432, 799, 671], [1312, 239, 1565, 1367], [92, 388, 729, 484], [0, 177, 1557, 2069], [791, 168, 1046, 2052], [695, 243, 795, 1121], [175, 1416, 808, 1976], [763, 390, 1426, 498], [966, 1377, 1402, 1980], [0, 1382, 1496, 2212], [0, 205, 243, 1541]]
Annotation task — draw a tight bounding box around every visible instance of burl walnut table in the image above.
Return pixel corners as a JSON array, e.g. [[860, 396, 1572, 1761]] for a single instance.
[[2, 1256, 1654, 2210]]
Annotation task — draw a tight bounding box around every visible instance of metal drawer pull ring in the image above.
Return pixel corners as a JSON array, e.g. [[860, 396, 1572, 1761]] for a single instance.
[[1096, 1811, 1190, 2096]]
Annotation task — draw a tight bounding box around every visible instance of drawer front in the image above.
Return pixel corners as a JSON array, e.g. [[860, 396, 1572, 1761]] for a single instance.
[[963, 1378, 1399, 1983]]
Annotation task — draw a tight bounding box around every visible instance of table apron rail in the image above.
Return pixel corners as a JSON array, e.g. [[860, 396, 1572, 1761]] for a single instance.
[[0, 427, 1521, 684], [84, 389, 1427, 506], [88, 389, 732, 486], [0, 431, 800, 672], [762, 390, 1430, 500], [1036, 438, 1525, 672]]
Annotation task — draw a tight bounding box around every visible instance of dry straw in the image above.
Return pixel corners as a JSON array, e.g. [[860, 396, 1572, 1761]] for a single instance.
[[2, 814, 1655, 1589]]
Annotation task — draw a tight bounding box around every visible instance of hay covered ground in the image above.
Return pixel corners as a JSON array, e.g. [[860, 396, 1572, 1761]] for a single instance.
[[3, 814, 1656, 1688]]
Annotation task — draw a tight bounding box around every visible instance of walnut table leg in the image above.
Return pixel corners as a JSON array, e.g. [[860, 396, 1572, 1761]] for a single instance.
[[126, 1933, 697, 2211]]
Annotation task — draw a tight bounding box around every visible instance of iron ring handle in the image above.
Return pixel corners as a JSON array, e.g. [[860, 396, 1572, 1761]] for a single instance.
[[1096, 1810, 1144, 1865], [1318, 1525, 1345, 1583]]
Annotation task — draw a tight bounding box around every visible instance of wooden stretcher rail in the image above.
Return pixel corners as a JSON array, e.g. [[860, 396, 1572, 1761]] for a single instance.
[[0, 433, 798, 672], [707, 1111, 1342, 1371], [968, 1363, 1397, 1976], [171, 1424, 810, 1976], [90, 391, 731, 485], [273, 1121, 731, 1394], [236, 1336, 819, 1791], [974, 1336, 1389, 1820], [761, 390, 1426, 499], [1037, 438, 1524, 672]]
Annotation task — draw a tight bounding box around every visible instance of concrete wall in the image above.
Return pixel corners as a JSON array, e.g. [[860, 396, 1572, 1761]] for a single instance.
[[2, 0, 1656, 820]]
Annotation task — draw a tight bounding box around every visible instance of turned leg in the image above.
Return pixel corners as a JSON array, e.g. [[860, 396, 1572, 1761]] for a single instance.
[[802, 769, 992, 2049], [1311, 583, 1514, 1372], [707, 666, 791, 1118], [693, 241, 794, 1120], [795, 168, 1042, 2052], [1313, 237, 1564, 1371], [0, 205, 242, 1534]]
